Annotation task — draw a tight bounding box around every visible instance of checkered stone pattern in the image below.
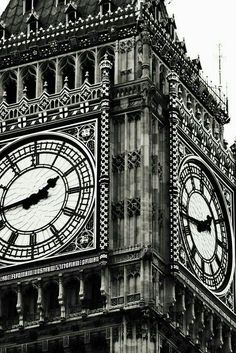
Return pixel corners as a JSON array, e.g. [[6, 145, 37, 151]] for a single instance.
[[167, 71, 180, 272], [169, 110, 180, 271], [101, 81, 110, 97], [100, 183, 109, 250], [99, 108, 110, 251], [99, 58, 112, 251]]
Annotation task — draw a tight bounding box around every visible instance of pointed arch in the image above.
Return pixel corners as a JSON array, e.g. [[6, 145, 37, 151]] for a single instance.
[[21, 65, 37, 99], [40, 60, 56, 94], [80, 51, 95, 84], [1, 70, 17, 104], [59, 55, 76, 89]]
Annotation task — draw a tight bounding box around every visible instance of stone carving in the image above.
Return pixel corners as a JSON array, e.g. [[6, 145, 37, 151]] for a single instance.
[[128, 150, 141, 169], [127, 198, 141, 217], [112, 154, 125, 172]]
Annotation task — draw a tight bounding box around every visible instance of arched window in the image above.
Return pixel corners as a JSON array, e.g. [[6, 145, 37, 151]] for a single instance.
[[59, 56, 76, 89], [22, 285, 38, 322], [1, 290, 18, 329], [21, 65, 37, 99], [84, 274, 103, 310], [27, 13, 39, 36], [40, 61, 56, 94], [65, 4, 77, 23], [80, 51, 95, 84], [43, 281, 60, 320], [2, 70, 17, 104], [100, 0, 111, 15], [64, 278, 81, 315]]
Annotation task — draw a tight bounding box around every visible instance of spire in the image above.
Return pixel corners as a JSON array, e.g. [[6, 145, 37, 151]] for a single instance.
[[218, 43, 222, 100]]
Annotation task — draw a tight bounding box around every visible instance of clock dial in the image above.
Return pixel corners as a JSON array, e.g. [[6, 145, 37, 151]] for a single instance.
[[179, 157, 234, 295], [0, 132, 95, 264]]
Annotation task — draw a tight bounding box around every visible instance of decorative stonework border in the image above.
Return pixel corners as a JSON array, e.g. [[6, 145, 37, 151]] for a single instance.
[[98, 55, 113, 253], [167, 71, 180, 272]]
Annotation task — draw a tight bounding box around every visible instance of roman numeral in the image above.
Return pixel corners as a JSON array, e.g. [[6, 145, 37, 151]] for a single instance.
[[8, 232, 18, 245], [191, 245, 197, 257], [63, 207, 75, 217], [187, 165, 196, 190], [0, 220, 5, 231], [180, 203, 187, 214], [184, 225, 191, 237], [68, 185, 94, 194], [215, 254, 221, 267], [51, 142, 66, 167], [31, 141, 39, 166], [64, 167, 74, 177], [30, 233, 37, 246], [217, 239, 227, 249], [209, 189, 216, 203], [215, 216, 224, 224], [199, 171, 204, 193], [6, 156, 20, 175], [201, 259, 205, 274], [68, 186, 81, 194], [50, 224, 58, 236], [50, 225, 63, 245]]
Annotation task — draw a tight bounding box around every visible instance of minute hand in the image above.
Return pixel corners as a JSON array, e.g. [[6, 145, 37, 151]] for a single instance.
[[1, 198, 29, 211], [1, 176, 59, 212]]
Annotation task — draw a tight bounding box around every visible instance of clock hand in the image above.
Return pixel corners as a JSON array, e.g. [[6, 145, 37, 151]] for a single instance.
[[180, 211, 212, 233], [23, 176, 59, 209], [180, 211, 202, 227], [1, 176, 59, 212], [199, 215, 212, 232]]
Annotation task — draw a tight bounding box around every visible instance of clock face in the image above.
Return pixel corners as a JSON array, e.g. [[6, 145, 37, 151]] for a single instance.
[[0, 132, 95, 264], [179, 157, 234, 295]]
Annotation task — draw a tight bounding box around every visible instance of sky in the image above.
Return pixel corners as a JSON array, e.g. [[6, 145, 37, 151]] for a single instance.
[[0, 0, 235, 145]]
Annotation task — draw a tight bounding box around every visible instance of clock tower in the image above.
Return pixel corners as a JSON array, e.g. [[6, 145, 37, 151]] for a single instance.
[[0, 0, 236, 352]]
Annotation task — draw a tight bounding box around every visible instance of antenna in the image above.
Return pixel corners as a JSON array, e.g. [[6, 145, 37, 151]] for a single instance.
[[218, 43, 222, 99]]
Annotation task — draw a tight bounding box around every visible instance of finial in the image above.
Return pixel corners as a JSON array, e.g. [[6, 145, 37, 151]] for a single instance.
[[23, 86, 28, 96], [85, 71, 89, 82], [64, 76, 69, 87], [2, 91, 7, 102], [43, 81, 48, 92]]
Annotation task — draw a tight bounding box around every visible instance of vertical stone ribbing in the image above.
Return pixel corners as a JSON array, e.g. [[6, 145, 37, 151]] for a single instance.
[[167, 71, 180, 272]]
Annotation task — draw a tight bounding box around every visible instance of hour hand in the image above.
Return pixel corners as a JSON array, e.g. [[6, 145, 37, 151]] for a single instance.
[[180, 211, 201, 227]]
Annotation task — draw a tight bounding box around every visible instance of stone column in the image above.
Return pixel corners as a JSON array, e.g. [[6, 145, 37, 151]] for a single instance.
[[37, 278, 44, 324], [17, 67, 23, 101], [114, 40, 119, 84], [55, 58, 62, 92], [16, 283, 23, 327], [58, 273, 65, 320], [141, 29, 150, 79]]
